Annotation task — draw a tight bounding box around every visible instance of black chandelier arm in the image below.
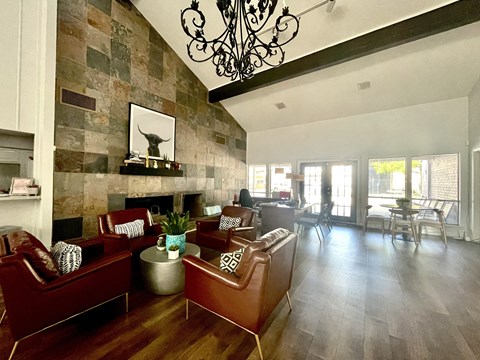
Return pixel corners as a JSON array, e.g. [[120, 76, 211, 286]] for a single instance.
[[272, 12, 300, 46]]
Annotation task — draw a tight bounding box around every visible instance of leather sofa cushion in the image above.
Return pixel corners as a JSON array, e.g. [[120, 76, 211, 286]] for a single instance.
[[235, 228, 289, 277], [7, 231, 61, 281]]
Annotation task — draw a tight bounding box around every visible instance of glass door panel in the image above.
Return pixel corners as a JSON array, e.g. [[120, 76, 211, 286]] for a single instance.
[[301, 161, 356, 223]]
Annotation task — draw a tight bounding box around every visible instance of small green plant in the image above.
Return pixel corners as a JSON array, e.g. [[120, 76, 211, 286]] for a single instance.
[[162, 153, 170, 162], [168, 244, 179, 251], [160, 210, 190, 235]]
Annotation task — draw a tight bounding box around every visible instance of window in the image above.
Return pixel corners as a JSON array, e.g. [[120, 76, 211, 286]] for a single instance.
[[270, 164, 292, 198], [368, 158, 406, 200], [411, 154, 459, 224], [248, 164, 292, 198], [367, 155, 460, 224], [248, 165, 267, 197]]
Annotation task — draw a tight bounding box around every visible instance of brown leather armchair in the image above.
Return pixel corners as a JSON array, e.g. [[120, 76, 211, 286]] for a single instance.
[[195, 206, 257, 252], [0, 231, 131, 360], [98, 208, 163, 254], [182, 228, 298, 360]]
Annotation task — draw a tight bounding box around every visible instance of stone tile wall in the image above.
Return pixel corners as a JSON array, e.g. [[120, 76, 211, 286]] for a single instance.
[[54, 0, 247, 238]]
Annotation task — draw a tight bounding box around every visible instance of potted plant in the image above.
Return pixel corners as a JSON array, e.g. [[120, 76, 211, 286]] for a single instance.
[[396, 197, 410, 208], [167, 244, 180, 260], [160, 210, 190, 254], [162, 153, 171, 169]]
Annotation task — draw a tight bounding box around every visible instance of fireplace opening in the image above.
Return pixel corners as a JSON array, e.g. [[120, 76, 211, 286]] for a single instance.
[[183, 193, 203, 218], [125, 195, 174, 216]]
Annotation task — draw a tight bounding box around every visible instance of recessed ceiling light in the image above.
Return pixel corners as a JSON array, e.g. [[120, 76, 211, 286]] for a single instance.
[[357, 81, 371, 91], [275, 102, 286, 110]]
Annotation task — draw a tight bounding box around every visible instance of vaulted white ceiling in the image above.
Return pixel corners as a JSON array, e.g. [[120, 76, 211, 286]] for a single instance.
[[131, 0, 480, 132]]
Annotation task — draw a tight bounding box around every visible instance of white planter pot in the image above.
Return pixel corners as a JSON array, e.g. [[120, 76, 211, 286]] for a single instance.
[[168, 249, 179, 260]]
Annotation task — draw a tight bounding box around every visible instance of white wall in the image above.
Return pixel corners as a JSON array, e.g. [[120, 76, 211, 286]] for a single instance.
[[248, 98, 469, 231], [0, 1, 57, 246], [468, 77, 480, 240]]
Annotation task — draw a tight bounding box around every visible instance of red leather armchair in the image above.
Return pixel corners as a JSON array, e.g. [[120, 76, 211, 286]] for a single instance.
[[195, 206, 257, 252], [183, 228, 298, 360], [98, 208, 162, 254], [0, 231, 131, 359]]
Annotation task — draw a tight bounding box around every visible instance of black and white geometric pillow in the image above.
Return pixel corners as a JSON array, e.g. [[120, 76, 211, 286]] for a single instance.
[[220, 248, 244, 274], [114, 219, 144, 239], [218, 215, 242, 230], [52, 241, 82, 275]]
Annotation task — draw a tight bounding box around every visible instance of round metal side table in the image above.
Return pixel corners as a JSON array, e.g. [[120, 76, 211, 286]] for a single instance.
[[140, 243, 201, 295]]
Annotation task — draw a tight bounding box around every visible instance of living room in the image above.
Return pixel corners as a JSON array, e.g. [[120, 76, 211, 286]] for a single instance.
[[1, 0, 480, 359]]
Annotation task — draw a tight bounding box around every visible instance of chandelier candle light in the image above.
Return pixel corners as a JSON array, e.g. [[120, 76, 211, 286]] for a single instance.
[[181, 0, 300, 81]]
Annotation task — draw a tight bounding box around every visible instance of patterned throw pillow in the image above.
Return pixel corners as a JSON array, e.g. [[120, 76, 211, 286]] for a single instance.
[[114, 219, 144, 239], [52, 241, 82, 275], [220, 248, 245, 274], [218, 215, 242, 230]]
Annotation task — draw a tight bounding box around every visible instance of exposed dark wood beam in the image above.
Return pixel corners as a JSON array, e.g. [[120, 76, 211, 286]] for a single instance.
[[209, 0, 480, 103]]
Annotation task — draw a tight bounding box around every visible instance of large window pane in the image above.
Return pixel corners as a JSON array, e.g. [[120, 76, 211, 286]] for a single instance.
[[411, 154, 459, 224], [270, 164, 292, 198], [368, 158, 406, 216], [248, 165, 267, 197]]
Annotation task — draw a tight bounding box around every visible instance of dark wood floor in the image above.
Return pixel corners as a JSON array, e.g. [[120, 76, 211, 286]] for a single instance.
[[2, 226, 480, 359]]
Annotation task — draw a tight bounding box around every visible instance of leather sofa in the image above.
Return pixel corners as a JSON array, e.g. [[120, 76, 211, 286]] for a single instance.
[[182, 228, 298, 360], [195, 206, 257, 252], [0, 230, 131, 359], [98, 208, 163, 255]]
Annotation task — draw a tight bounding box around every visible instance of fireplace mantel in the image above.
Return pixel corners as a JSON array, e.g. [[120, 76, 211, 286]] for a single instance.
[[119, 166, 183, 177]]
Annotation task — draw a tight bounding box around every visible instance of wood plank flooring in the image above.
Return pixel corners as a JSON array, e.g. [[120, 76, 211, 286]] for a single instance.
[[2, 226, 480, 359]]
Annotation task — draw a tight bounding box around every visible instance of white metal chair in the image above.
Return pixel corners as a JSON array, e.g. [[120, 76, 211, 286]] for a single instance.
[[417, 208, 448, 245], [363, 205, 389, 236], [389, 208, 419, 245]]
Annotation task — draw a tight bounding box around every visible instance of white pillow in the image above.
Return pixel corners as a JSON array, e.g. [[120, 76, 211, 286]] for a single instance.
[[218, 215, 242, 230], [114, 219, 144, 239], [220, 248, 244, 274], [52, 241, 82, 275]]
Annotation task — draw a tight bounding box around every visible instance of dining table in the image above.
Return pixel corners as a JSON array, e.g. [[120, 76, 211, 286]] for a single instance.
[[380, 203, 433, 243]]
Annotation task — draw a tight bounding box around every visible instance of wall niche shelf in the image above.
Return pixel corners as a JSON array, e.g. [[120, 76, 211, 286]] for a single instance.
[[0, 195, 41, 202], [119, 166, 183, 177]]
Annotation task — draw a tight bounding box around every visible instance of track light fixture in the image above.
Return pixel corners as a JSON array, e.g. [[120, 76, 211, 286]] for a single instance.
[[181, 0, 300, 82]]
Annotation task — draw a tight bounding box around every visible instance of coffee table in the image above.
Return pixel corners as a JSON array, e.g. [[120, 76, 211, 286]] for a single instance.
[[140, 243, 201, 295]]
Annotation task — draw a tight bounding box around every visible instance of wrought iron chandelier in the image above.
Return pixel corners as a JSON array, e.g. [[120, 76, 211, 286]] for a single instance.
[[181, 0, 300, 82]]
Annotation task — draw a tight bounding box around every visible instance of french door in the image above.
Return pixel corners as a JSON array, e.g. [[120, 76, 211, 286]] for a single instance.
[[300, 161, 357, 223]]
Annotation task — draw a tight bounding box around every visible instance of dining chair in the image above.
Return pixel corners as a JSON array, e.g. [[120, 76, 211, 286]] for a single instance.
[[389, 208, 420, 245], [363, 205, 389, 236], [322, 201, 335, 232], [295, 208, 325, 242], [417, 208, 448, 245]]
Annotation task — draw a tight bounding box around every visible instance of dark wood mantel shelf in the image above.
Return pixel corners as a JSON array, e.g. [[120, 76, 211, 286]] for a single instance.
[[119, 166, 183, 177]]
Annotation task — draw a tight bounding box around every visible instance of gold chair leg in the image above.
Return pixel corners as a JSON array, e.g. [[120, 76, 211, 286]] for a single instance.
[[186, 299, 189, 320], [0, 309, 6, 325], [8, 341, 19, 360], [254, 334, 264, 360], [286, 291, 293, 311], [125, 293, 129, 313]]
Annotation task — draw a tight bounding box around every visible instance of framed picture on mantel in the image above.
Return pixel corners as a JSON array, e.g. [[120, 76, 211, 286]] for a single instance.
[[129, 103, 176, 161]]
